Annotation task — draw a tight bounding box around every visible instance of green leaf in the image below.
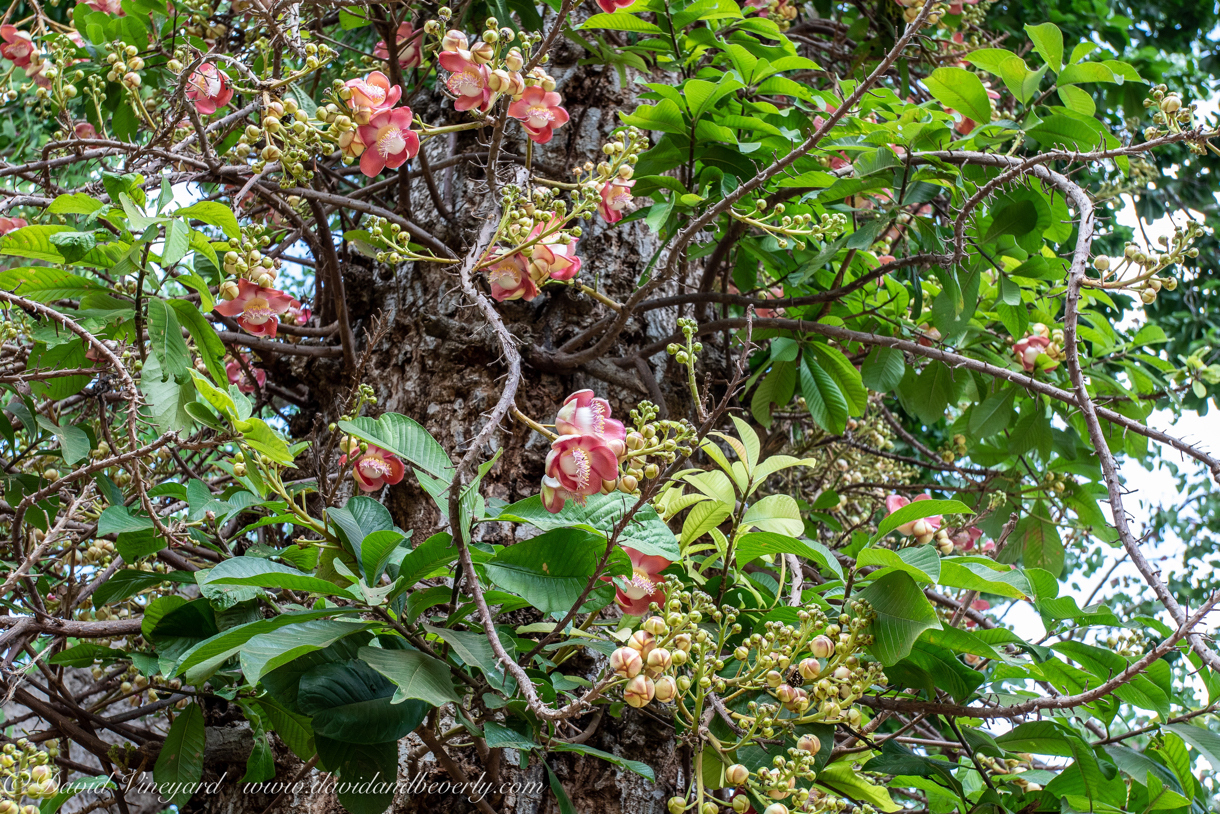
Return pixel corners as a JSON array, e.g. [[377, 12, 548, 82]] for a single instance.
[[358, 646, 464, 707], [923, 67, 992, 125], [315, 736, 397, 814], [1017, 508, 1064, 577], [175, 609, 353, 683], [1057, 62, 1117, 85], [1025, 22, 1064, 71], [48, 230, 97, 264], [875, 499, 972, 541], [983, 198, 1039, 241], [169, 299, 226, 385], [967, 388, 1016, 437], [46, 193, 104, 215], [493, 493, 679, 561], [741, 494, 804, 536], [861, 346, 905, 393], [800, 355, 848, 434], [483, 527, 629, 614], [146, 298, 192, 383], [1027, 113, 1101, 151], [808, 344, 867, 415], [733, 531, 844, 581], [153, 701, 205, 807], [241, 619, 373, 681], [39, 775, 115, 814], [162, 218, 191, 267], [938, 558, 1030, 599], [579, 12, 664, 33], [298, 659, 428, 744], [858, 545, 941, 583], [200, 557, 345, 595], [360, 529, 407, 587], [338, 414, 453, 482], [394, 532, 459, 588], [176, 201, 241, 239], [550, 742, 656, 781], [233, 417, 294, 465], [857, 571, 942, 665], [337, 7, 367, 28], [0, 267, 102, 301], [816, 762, 901, 812], [1166, 722, 1220, 771]]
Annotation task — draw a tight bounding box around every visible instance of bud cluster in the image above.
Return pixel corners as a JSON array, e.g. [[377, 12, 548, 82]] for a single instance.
[[219, 223, 279, 291], [0, 740, 61, 811], [1089, 224, 1202, 303], [620, 400, 698, 493], [1143, 84, 1199, 144], [731, 203, 847, 252]]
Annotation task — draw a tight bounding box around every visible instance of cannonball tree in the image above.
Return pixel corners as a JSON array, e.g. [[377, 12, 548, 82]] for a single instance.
[[0, 0, 1219, 810]]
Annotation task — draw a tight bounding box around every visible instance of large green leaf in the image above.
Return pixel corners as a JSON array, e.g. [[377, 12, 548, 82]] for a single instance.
[[338, 414, 452, 481], [924, 67, 992, 124], [358, 646, 464, 707], [242, 620, 374, 682], [800, 354, 848, 434], [483, 527, 629, 614], [857, 571, 942, 665], [153, 701, 205, 807], [733, 531, 844, 581], [875, 499, 972, 542], [175, 609, 356, 683], [493, 493, 679, 561], [1025, 22, 1064, 71], [200, 557, 346, 596], [297, 659, 428, 744], [146, 298, 192, 383], [315, 736, 397, 814], [175, 201, 241, 239]]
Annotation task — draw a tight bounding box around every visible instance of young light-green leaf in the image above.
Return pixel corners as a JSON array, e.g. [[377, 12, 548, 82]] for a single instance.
[[923, 67, 992, 126]]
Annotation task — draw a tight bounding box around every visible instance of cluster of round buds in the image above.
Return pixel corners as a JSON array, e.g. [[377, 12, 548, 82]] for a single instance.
[[894, 0, 945, 25], [1041, 469, 1074, 496], [104, 43, 144, 90], [611, 614, 691, 708], [1098, 225, 1202, 303], [732, 203, 848, 251], [239, 95, 324, 182], [938, 433, 967, 466], [219, 225, 278, 289], [1143, 84, 1198, 141], [619, 400, 697, 494], [0, 740, 60, 809], [75, 538, 117, 566], [577, 127, 647, 186], [1103, 630, 1148, 659]]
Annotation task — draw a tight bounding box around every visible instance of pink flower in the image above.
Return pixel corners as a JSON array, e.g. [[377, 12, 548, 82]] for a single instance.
[[0, 217, 27, 236], [439, 50, 491, 112], [286, 303, 311, 326], [615, 547, 671, 615], [356, 106, 419, 178], [507, 86, 570, 144], [374, 22, 423, 68], [525, 219, 581, 283], [884, 493, 941, 544], [486, 252, 537, 302], [214, 279, 300, 338], [1013, 334, 1055, 372], [545, 434, 620, 502], [25, 56, 51, 88], [598, 178, 635, 224], [916, 324, 941, 347], [343, 71, 401, 124], [0, 25, 36, 68], [85, 0, 124, 12], [186, 64, 233, 115], [555, 390, 626, 458], [225, 355, 266, 394], [73, 122, 98, 140], [341, 444, 406, 492], [597, 0, 634, 11], [951, 526, 983, 551]]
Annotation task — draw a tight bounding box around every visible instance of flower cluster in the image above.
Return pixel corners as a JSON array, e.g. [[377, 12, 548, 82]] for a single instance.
[[215, 225, 304, 338], [433, 17, 570, 143], [374, 22, 424, 68], [185, 63, 234, 115], [225, 354, 266, 394], [1012, 323, 1063, 373], [486, 214, 583, 302], [615, 547, 672, 615], [541, 390, 627, 511]]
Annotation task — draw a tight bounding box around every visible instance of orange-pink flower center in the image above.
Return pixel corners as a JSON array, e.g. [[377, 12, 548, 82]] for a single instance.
[[447, 69, 483, 96], [241, 297, 276, 325]]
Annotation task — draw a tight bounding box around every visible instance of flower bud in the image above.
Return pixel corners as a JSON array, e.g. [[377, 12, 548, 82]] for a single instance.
[[646, 648, 673, 675], [764, 804, 790, 814], [797, 734, 821, 754], [1160, 94, 1182, 114], [505, 48, 524, 71], [619, 474, 639, 493], [701, 804, 719, 814], [628, 630, 656, 656], [643, 615, 669, 636], [654, 675, 678, 703], [726, 764, 750, 786], [732, 795, 751, 814], [669, 798, 688, 814], [442, 29, 468, 51], [624, 675, 655, 708], [471, 41, 495, 64], [798, 658, 820, 680], [610, 646, 642, 678], [810, 635, 834, 659], [672, 633, 692, 652]]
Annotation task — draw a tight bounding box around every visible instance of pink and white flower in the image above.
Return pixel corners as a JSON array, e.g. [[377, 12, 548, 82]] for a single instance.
[[486, 252, 537, 302], [355, 106, 419, 178], [186, 64, 233, 115], [374, 22, 423, 68], [884, 493, 942, 544], [0, 217, 28, 236], [285, 303, 311, 327], [507, 86, 570, 144], [85, 0, 124, 13], [214, 279, 300, 338], [225, 355, 266, 394], [0, 25, 36, 68], [342, 444, 406, 492], [950, 526, 983, 552], [555, 390, 626, 458], [615, 547, 671, 615], [598, 178, 635, 224], [343, 71, 401, 124], [596, 0, 634, 12], [1013, 334, 1056, 372], [545, 434, 620, 502], [73, 122, 98, 140], [438, 50, 491, 112], [339, 128, 366, 162], [525, 219, 581, 283]]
